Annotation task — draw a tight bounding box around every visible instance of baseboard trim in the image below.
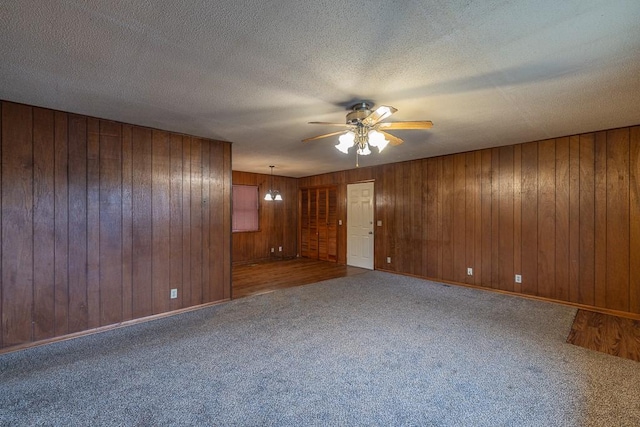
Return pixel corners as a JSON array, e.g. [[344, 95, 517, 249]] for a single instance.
[[0, 299, 230, 355], [375, 268, 640, 321]]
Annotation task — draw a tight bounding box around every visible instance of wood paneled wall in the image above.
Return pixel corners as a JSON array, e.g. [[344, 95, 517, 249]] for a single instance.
[[298, 126, 640, 317], [232, 171, 298, 263], [0, 101, 232, 350]]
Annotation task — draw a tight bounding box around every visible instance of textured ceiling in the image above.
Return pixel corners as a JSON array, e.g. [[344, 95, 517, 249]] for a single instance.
[[2, 0, 640, 177]]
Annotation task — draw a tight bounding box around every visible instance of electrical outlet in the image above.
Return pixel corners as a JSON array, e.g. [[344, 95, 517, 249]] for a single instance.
[[377, 220, 382, 226], [271, 247, 274, 253], [515, 274, 522, 283], [467, 267, 473, 276], [386, 256, 391, 264], [170, 289, 178, 299], [278, 246, 282, 252], [338, 220, 342, 225]]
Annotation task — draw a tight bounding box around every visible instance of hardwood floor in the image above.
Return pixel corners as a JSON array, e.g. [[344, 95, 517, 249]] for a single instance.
[[232, 258, 368, 299], [567, 310, 640, 362]]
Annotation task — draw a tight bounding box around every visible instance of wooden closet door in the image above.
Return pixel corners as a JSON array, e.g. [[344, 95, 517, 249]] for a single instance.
[[327, 187, 337, 261], [309, 189, 319, 259], [300, 189, 310, 258], [318, 188, 328, 260], [300, 186, 337, 262]]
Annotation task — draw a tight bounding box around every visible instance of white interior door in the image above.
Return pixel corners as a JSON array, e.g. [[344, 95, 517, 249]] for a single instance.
[[347, 182, 374, 269]]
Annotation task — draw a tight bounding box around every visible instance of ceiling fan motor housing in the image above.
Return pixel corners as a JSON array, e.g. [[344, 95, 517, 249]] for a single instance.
[[346, 102, 373, 124]]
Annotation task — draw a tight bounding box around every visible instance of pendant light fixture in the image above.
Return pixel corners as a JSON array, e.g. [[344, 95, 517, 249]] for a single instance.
[[264, 165, 282, 201]]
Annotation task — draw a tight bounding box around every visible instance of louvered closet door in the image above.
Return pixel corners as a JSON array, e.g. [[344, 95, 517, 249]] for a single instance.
[[299, 187, 338, 262], [327, 188, 337, 261], [300, 189, 310, 258], [318, 188, 328, 260], [308, 189, 319, 259]]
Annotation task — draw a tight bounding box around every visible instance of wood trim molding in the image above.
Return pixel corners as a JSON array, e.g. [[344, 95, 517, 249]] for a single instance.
[[377, 268, 640, 321], [0, 299, 231, 355]]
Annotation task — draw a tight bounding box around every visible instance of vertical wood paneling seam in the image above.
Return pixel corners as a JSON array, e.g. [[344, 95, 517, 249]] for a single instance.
[[30, 106, 35, 341], [200, 148, 204, 301], [604, 132, 608, 307], [121, 128, 124, 319], [629, 129, 632, 310], [168, 137, 173, 305], [166, 138, 172, 304], [65, 116, 72, 333], [119, 125, 124, 322], [577, 140, 581, 299], [517, 148, 520, 281], [0, 101, 4, 348], [64, 114, 70, 332], [86, 119, 102, 325], [84, 121, 89, 328], [98, 122, 102, 325], [53, 112, 58, 334], [464, 159, 468, 276], [125, 127, 131, 319], [632, 127, 639, 311], [0, 102, 2, 349], [594, 132, 608, 307], [437, 158, 443, 277], [628, 128, 631, 308], [552, 140, 556, 298], [181, 140, 185, 303], [513, 145, 522, 291], [49, 111, 56, 336], [150, 137, 154, 312], [535, 142, 540, 294], [181, 136, 186, 305]]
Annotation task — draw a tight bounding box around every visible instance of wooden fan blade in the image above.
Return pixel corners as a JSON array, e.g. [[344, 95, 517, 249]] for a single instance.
[[378, 121, 433, 130], [380, 131, 404, 146], [302, 130, 347, 143], [308, 122, 350, 127], [361, 105, 398, 126]]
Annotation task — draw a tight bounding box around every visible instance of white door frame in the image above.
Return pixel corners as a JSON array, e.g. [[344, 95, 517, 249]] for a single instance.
[[347, 181, 375, 269]]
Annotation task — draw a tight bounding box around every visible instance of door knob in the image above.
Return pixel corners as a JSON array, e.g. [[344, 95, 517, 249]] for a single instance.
[[368, 231, 373, 234]]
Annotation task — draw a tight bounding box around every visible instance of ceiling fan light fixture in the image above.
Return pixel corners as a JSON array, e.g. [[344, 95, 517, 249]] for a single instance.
[[368, 130, 389, 152], [357, 144, 371, 156], [305, 102, 432, 165], [336, 131, 355, 153]]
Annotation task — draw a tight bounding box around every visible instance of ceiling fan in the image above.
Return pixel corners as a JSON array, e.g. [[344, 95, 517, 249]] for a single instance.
[[302, 102, 433, 164]]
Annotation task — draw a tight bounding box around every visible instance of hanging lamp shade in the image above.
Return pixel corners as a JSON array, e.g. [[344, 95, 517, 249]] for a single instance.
[[264, 166, 282, 201]]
